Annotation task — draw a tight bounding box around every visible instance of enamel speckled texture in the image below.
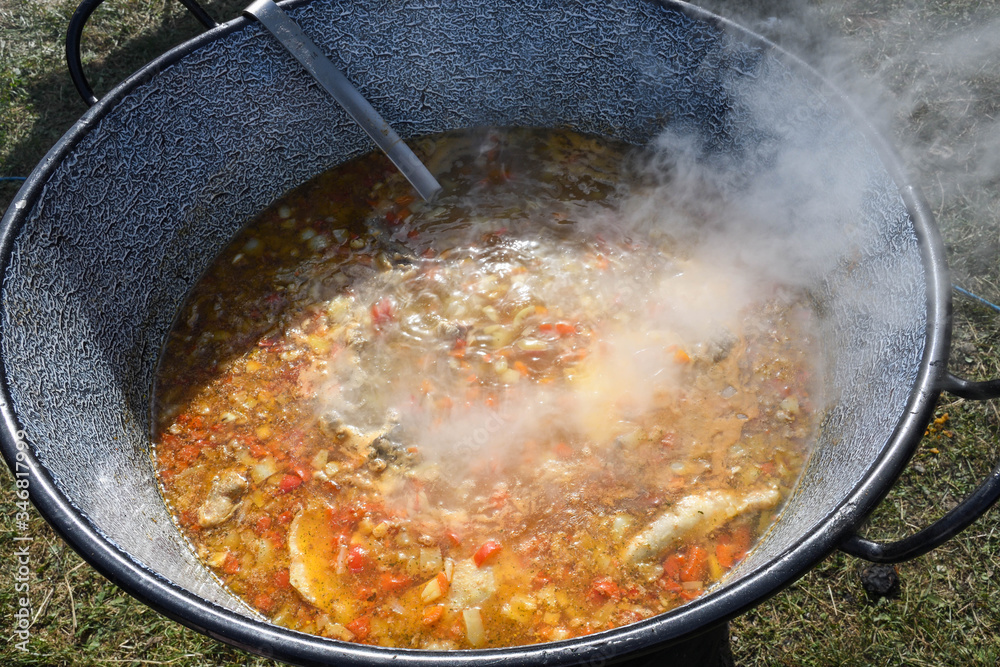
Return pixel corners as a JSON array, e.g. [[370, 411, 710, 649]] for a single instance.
[[1, 0, 924, 623]]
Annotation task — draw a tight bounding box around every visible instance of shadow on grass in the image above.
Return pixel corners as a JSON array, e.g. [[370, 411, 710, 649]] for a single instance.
[[1, 0, 247, 212]]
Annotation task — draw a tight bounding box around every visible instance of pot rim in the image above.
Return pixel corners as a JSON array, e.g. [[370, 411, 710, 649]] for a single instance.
[[0, 1, 951, 664]]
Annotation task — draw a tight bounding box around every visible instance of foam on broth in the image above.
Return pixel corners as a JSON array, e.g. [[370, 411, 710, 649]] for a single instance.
[[152, 128, 821, 648]]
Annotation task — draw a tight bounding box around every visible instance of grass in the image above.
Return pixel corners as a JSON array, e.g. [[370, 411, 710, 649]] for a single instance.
[[2, 0, 1000, 665]]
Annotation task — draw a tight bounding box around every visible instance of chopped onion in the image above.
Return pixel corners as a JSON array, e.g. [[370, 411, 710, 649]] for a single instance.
[[611, 513, 632, 540], [310, 449, 329, 470], [334, 544, 348, 575], [250, 457, 278, 484], [419, 547, 443, 574], [511, 305, 536, 329], [516, 337, 546, 351]]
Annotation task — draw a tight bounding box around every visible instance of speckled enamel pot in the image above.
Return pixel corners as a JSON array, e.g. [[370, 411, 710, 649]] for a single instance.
[[0, 0, 984, 664]]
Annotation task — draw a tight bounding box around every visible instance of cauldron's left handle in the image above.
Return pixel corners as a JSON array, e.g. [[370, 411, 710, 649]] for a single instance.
[[66, 0, 217, 106], [839, 372, 1000, 563]]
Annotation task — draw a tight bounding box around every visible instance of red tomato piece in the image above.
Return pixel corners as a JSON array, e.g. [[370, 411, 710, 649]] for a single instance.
[[473, 540, 502, 567], [254, 515, 272, 534], [221, 553, 241, 575], [252, 592, 275, 613], [422, 604, 445, 625], [347, 544, 368, 574], [370, 297, 395, 328], [346, 616, 371, 640], [273, 569, 291, 590], [379, 572, 412, 592], [277, 473, 303, 493], [589, 576, 620, 601], [555, 322, 576, 336], [662, 553, 683, 581], [680, 545, 708, 583]]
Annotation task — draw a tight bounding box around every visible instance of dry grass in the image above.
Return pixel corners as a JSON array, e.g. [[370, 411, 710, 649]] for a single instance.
[[2, 0, 1000, 665]]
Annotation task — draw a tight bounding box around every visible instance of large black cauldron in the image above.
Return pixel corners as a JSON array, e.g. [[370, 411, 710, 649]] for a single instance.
[[3, 0, 1000, 664]]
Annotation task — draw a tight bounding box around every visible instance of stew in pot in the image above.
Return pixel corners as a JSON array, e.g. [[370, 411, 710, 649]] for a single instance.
[[152, 128, 821, 648]]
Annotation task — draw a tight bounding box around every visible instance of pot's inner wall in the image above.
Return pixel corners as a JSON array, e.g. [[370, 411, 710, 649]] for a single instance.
[[2, 0, 925, 621]]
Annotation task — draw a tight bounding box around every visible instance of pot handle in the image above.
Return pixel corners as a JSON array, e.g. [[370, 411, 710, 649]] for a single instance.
[[839, 371, 1000, 563], [66, 0, 217, 106]]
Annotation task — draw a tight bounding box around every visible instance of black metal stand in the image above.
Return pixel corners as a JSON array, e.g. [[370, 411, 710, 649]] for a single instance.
[[617, 624, 734, 667]]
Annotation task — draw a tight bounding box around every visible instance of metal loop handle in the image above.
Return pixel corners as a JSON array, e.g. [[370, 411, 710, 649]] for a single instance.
[[841, 371, 1000, 563], [66, 0, 217, 106]]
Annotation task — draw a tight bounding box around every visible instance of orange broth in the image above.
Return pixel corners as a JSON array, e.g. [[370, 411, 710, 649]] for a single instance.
[[152, 128, 820, 649]]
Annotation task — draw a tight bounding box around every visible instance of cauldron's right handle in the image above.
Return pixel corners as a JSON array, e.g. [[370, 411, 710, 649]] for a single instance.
[[840, 372, 1000, 563], [66, 0, 217, 106]]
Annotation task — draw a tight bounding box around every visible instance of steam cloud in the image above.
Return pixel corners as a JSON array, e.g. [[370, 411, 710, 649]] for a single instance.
[[307, 1, 1000, 511]]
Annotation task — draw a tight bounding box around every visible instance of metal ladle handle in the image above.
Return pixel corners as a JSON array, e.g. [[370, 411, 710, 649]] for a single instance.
[[243, 0, 442, 202]]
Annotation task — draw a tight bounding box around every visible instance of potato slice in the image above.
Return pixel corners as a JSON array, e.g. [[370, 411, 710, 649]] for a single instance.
[[288, 505, 357, 623]]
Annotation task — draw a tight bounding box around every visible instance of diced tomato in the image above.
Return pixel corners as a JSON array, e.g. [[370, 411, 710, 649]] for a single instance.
[[715, 542, 742, 569], [278, 510, 294, 525], [252, 592, 275, 613], [290, 461, 312, 482], [473, 540, 502, 567], [379, 572, 412, 592], [531, 572, 551, 590], [422, 604, 445, 625], [715, 525, 752, 568], [554, 441, 574, 459], [371, 297, 395, 328], [680, 545, 708, 582], [177, 444, 200, 466], [347, 544, 368, 574], [446, 530, 462, 547], [222, 553, 241, 575], [277, 473, 303, 493], [662, 553, 683, 581], [249, 442, 269, 458], [659, 577, 683, 595], [273, 569, 291, 590], [679, 587, 703, 601], [254, 515, 273, 534], [589, 576, 620, 602], [450, 338, 467, 358], [346, 616, 371, 640], [664, 545, 709, 583], [555, 322, 576, 336]]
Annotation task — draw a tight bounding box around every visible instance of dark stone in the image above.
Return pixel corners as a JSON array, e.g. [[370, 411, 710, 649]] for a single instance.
[[859, 563, 901, 599]]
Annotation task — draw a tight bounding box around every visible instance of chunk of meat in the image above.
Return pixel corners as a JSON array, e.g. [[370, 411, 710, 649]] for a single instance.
[[197, 469, 248, 528], [622, 486, 781, 564]]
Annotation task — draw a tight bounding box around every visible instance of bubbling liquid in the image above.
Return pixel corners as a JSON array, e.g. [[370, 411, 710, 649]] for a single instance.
[[153, 128, 821, 648]]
